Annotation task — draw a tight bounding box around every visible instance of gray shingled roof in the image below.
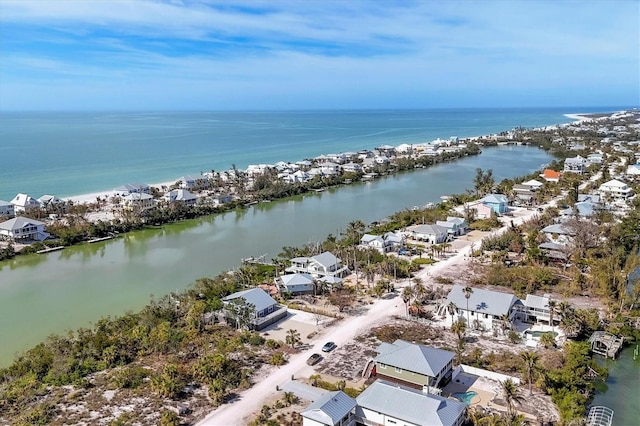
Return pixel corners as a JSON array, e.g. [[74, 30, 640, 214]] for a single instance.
[[301, 391, 356, 425], [447, 285, 521, 317], [356, 380, 466, 426], [222, 288, 276, 312], [374, 340, 454, 377]]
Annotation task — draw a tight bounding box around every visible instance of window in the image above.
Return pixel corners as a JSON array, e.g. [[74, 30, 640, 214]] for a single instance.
[[379, 364, 386, 369], [395, 367, 402, 373]]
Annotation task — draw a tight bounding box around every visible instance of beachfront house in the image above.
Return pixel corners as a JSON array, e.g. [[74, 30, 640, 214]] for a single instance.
[[436, 217, 468, 236], [0, 217, 50, 242], [563, 155, 588, 174], [354, 380, 466, 426], [174, 175, 199, 189], [122, 193, 155, 210], [164, 189, 197, 206], [301, 391, 357, 426], [222, 288, 287, 331], [405, 224, 449, 244], [286, 251, 350, 279], [113, 183, 152, 196], [10, 193, 40, 213], [446, 285, 522, 331], [481, 194, 509, 214], [0, 200, 15, 218], [372, 340, 455, 389], [276, 273, 316, 295], [598, 179, 634, 202]]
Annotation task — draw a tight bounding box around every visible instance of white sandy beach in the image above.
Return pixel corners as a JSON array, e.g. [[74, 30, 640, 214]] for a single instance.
[[63, 180, 177, 204], [563, 113, 593, 123]]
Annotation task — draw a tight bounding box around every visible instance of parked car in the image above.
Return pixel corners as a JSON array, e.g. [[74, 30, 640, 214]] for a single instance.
[[306, 353, 323, 365], [322, 341, 337, 352]]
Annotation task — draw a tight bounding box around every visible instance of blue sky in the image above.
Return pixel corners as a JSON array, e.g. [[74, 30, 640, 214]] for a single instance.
[[0, 0, 638, 110]]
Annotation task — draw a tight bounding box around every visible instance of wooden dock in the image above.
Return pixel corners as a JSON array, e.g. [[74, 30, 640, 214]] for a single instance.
[[589, 331, 624, 359]]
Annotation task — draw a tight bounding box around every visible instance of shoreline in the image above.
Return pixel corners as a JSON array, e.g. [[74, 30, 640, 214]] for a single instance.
[[5, 108, 612, 206]]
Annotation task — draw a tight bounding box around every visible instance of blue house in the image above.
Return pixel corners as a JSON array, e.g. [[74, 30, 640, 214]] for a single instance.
[[481, 194, 509, 214]]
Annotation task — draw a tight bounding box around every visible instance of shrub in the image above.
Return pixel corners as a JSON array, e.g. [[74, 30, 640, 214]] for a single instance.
[[508, 330, 522, 344], [110, 365, 149, 389], [265, 339, 281, 349], [159, 410, 180, 426], [269, 352, 286, 366]]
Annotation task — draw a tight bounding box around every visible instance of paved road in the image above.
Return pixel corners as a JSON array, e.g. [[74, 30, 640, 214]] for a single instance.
[[197, 204, 550, 425]]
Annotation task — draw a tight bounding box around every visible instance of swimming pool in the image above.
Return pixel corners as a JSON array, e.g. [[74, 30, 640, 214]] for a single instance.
[[453, 391, 479, 405]]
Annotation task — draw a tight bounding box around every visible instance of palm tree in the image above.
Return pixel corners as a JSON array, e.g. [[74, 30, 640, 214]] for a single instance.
[[447, 301, 458, 324], [282, 391, 298, 407], [463, 286, 474, 328], [547, 299, 557, 335], [402, 286, 414, 317], [520, 350, 539, 396], [500, 378, 524, 417], [285, 329, 301, 349], [451, 319, 467, 340]]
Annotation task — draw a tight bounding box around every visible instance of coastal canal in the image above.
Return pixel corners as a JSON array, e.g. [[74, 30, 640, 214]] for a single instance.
[[0, 146, 550, 364]]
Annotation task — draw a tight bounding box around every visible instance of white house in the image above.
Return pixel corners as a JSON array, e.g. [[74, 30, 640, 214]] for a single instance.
[[598, 179, 634, 201], [564, 155, 588, 174], [520, 179, 544, 191], [174, 175, 199, 189], [286, 251, 349, 279], [355, 380, 466, 426], [37, 194, 63, 209], [359, 232, 403, 253], [301, 391, 357, 426], [164, 189, 197, 206], [446, 285, 523, 331], [0, 200, 15, 217], [10, 193, 40, 213], [122, 193, 155, 210], [626, 164, 640, 176], [0, 217, 49, 242], [522, 294, 558, 325], [405, 224, 449, 244], [465, 201, 493, 219], [113, 183, 151, 196], [435, 217, 468, 236]]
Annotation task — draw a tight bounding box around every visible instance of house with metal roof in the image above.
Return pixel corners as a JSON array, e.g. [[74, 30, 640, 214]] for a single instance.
[[598, 179, 634, 202], [0, 200, 15, 218], [276, 273, 316, 295], [359, 232, 403, 253], [522, 294, 555, 324], [405, 224, 449, 244], [286, 251, 349, 279], [541, 223, 575, 246], [301, 391, 357, 426], [10, 193, 40, 213], [113, 183, 151, 196], [355, 380, 466, 426], [372, 340, 455, 390], [164, 189, 197, 206], [446, 285, 523, 331], [480, 193, 509, 214], [222, 288, 287, 331], [564, 155, 588, 174], [0, 217, 50, 242], [436, 217, 468, 236]]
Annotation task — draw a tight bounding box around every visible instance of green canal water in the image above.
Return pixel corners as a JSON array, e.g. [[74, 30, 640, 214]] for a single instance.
[[592, 346, 640, 425], [2, 146, 551, 364]]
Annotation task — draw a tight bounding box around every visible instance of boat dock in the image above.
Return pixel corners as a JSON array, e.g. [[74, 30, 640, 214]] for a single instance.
[[241, 253, 275, 266], [37, 246, 64, 254], [87, 235, 115, 244], [588, 331, 624, 359]]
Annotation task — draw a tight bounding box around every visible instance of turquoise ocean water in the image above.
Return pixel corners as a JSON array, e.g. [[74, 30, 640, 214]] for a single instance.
[[0, 107, 626, 201]]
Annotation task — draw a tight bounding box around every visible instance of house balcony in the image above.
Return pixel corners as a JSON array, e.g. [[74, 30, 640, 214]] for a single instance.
[[252, 305, 288, 331]]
